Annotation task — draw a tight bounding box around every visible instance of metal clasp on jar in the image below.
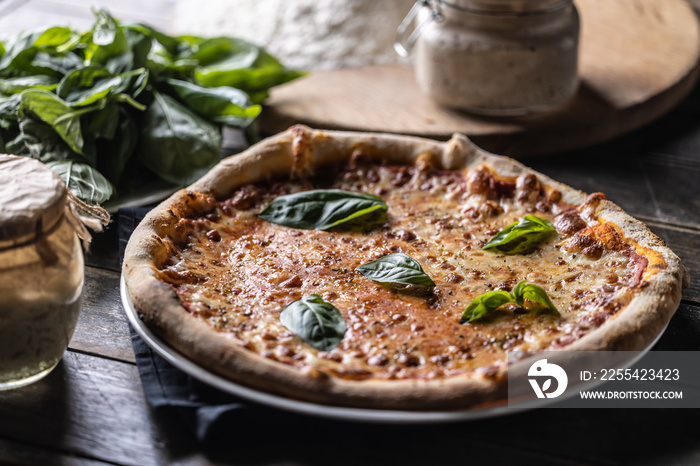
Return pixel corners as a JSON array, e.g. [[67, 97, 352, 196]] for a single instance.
[[394, 0, 445, 57]]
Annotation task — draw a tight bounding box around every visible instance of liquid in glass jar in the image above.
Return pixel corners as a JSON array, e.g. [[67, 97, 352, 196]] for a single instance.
[[0, 155, 105, 390]]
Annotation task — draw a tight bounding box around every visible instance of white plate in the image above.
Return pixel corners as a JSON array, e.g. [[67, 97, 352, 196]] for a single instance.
[[120, 276, 664, 423]]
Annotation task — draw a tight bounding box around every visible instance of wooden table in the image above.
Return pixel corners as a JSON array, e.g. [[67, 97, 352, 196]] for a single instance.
[[0, 91, 698, 466], [2, 4, 700, 466]]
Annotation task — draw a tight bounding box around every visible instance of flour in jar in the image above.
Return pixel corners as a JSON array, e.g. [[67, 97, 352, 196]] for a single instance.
[[0, 222, 83, 387]]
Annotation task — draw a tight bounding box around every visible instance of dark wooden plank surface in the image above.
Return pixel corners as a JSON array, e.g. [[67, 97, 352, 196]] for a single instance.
[[0, 437, 114, 466], [645, 223, 700, 303], [0, 351, 211, 466], [528, 114, 700, 230], [71, 266, 135, 363]]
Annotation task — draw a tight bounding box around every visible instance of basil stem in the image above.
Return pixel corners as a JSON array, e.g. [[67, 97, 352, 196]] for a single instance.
[[259, 189, 387, 230], [356, 253, 435, 288], [461, 280, 558, 323], [280, 294, 346, 351], [483, 215, 556, 255]]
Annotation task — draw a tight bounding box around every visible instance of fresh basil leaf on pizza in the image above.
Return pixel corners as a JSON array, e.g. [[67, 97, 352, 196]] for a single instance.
[[258, 189, 387, 230], [280, 294, 346, 351], [483, 215, 557, 254], [356, 253, 436, 288]]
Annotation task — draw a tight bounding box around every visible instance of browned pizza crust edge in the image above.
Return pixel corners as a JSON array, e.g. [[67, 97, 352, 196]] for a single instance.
[[123, 125, 688, 410]]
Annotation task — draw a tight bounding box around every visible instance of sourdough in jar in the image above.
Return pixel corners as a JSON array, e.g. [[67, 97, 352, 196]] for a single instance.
[[413, 0, 579, 115], [0, 220, 83, 388], [0, 155, 108, 390]]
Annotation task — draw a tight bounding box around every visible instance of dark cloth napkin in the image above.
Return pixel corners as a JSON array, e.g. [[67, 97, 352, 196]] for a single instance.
[[118, 207, 339, 446]]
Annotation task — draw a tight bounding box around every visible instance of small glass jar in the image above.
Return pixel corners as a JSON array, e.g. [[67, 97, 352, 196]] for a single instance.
[[396, 0, 580, 115], [0, 156, 89, 390]]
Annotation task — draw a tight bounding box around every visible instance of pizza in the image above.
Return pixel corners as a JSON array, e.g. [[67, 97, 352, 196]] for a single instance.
[[123, 125, 688, 410]]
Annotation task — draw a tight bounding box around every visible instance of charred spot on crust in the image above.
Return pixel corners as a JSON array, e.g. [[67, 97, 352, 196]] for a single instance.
[[516, 173, 542, 204], [582, 192, 607, 209], [554, 209, 588, 237], [349, 149, 373, 167], [466, 166, 492, 194], [563, 223, 632, 260], [563, 233, 604, 259], [467, 166, 516, 198], [547, 189, 562, 203], [415, 152, 436, 174]]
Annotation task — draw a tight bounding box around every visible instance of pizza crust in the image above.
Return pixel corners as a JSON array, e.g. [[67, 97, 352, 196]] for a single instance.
[[123, 125, 688, 410]]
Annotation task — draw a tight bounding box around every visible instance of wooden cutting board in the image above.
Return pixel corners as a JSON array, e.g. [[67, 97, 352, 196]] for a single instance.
[[259, 0, 700, 157]]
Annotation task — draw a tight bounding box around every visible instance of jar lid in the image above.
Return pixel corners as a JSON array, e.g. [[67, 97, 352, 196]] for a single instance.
[[445, 0, 568, 14], [0, 155, 67, 247]]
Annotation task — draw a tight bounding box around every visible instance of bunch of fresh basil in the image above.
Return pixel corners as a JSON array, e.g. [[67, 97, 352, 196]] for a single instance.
[[0, 10, 303, 204]]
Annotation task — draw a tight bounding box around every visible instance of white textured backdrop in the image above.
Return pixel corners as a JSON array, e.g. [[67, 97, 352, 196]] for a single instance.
[[172, 0, 415, 70]]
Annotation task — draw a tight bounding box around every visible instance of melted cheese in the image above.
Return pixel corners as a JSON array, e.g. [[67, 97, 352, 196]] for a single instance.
[[160, 163, 647, 381]]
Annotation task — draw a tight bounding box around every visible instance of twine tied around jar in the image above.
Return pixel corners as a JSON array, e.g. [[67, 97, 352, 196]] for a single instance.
[[0, 155, 111, 254], [65, 190, 111, 249]]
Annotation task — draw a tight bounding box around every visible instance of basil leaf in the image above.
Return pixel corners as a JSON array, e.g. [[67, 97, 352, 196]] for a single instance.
[[512, 281, 559, 315], [0, 93, 21, 123], [136, 90, 221, 185], [26, 50, 83, 78], [87, 101, 120, 140], [34, 27, 75, 49], [95, 107, 137, 185], [483, 215, 556, 255], [46, 160, 114, 204], [4, 130, 27, 155], [460, 290, 514, 323], [18, 115, 76, 163], [259, 189, 387, 231], [84, 10, 151, 74], [18, 89, 95, 155], [57, 67, 120, 106], [0, 31, 43, 76], [461, 281, 559, 323], [0, 9, 303, 207], [280, 294, 346, 351], [184, 37, 304, 103], [164, 78, 261, 127], [0, 76, 58, 94], [91, 10, 118, 47], [356, 253, 435, 288], [128, 23, 180, 55], [57, 67, 148, 109]]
